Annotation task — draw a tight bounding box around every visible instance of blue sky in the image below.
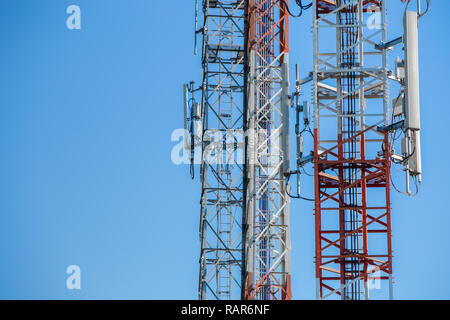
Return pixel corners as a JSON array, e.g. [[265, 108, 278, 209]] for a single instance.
[[0, 0, 448, 299]]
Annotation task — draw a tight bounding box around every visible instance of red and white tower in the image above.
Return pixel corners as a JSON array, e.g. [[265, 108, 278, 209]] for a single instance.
[[243, 0, 292, 300], [311, 0, 394, 299]]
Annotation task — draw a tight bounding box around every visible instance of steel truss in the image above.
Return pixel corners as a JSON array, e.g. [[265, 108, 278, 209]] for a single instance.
[[244, 0, 292, 300], [198, 0, 246, 300], [312, 0, 393, 299]]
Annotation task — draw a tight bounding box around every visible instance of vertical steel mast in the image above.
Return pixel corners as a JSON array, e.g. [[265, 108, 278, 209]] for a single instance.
[[244, 0, 292, 300], [312, 0, 393, 299], [197, 0, 246, 300]]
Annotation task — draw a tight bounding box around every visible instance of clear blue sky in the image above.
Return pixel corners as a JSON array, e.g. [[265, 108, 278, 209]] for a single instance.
[[0, 0, 448, 299]]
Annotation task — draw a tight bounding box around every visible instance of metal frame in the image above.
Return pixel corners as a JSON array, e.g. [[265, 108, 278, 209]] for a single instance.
[[312, 0, 393, 300], [198, 0, 246, 300], [244, 0, 292, 300]]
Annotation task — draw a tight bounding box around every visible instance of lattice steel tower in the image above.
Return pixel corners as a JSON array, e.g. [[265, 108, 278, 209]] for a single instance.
[[184, 0, 292, 300], [194, 0, 246, 300], [243, 0, 292, 300], [184, 0, 426, 301], [310, 0, 394, 300]]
